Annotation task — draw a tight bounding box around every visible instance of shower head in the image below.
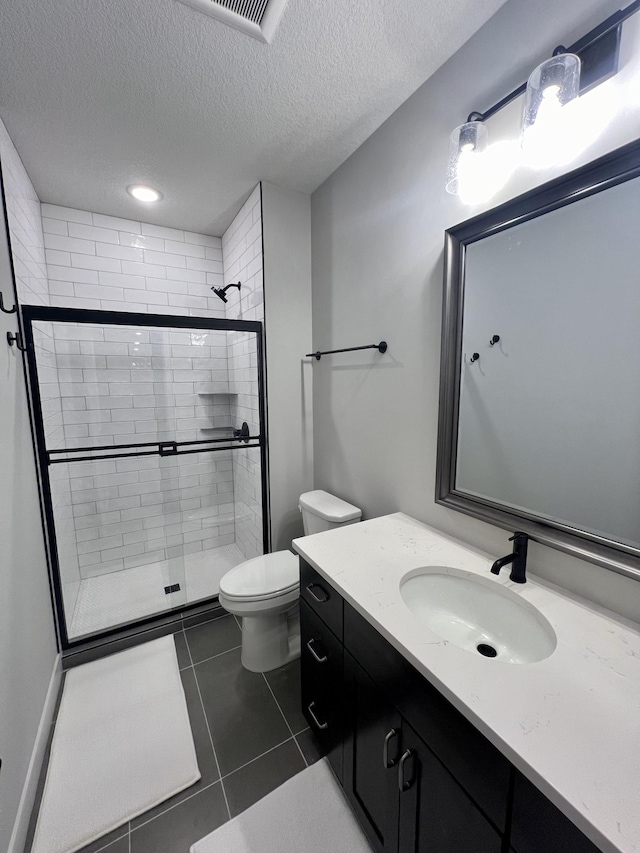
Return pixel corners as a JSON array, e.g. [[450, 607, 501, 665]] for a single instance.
[[211, 282, 241, 303]]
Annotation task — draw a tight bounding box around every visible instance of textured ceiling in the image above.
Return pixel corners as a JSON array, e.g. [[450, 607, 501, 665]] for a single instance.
[[0, 0, 507, 234]]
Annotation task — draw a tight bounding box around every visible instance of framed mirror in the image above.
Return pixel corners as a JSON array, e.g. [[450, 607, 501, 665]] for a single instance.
[[436, 137, 640, 581]]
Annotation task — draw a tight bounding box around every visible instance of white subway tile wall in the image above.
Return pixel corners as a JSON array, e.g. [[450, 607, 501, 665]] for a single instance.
[[33, 324, 81, 618], [222, 186, 264, 559], [37, 322, 238, 591], [0, 124, 84, 615], [7, 188, 266, 635], [0, 119, 49, 306], [40, 204, 225, 317]]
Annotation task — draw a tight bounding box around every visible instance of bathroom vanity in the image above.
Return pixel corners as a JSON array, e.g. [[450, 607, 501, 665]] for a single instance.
[[293, 514, 640, 853]]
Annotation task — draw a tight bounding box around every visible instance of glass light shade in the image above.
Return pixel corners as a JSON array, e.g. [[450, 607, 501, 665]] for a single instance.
[[446, 121, 488, 194], [522, 53, 580, 147]]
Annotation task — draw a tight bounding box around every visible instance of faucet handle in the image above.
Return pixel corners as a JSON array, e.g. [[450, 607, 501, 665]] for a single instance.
[[509, 531, 527, 542]]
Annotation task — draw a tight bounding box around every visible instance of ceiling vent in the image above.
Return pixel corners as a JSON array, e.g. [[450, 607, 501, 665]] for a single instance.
[[175, 0, 290, 43]]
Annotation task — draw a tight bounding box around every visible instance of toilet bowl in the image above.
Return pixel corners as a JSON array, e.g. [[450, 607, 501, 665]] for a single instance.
[[219, 490, 362, 673]]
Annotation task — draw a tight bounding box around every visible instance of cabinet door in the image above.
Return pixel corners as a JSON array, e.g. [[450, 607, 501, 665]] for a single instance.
[[343, 653, 402, 853], [510, 772, 601, 853], [300, 600, 344, 780], [398, 721, 502, 853]]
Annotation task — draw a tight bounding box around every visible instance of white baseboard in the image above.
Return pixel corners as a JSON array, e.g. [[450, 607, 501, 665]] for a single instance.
[[8, 655, 62, 853]]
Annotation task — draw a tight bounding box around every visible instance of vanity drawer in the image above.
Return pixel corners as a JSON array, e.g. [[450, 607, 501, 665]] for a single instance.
[[300, 599, 344, 780], [299, 559, 343, 640], [300, 599, 343, 682], [344, 601, 511, 834]]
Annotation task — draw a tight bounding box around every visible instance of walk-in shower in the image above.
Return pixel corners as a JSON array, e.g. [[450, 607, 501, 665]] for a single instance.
[[22, 306, 269, 649]]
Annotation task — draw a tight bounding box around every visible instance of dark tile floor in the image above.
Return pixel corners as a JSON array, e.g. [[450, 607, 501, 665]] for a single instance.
[[28, 614, 322, 853]]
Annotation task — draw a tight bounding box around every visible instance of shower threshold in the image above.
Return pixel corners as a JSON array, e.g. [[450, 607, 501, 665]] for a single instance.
[[68, 542, 245, 640]]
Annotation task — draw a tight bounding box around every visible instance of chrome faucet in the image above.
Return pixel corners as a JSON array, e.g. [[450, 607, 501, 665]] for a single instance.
[[490, 533, 529, 584]]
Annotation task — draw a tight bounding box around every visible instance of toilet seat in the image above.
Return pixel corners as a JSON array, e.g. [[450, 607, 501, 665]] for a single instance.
[[219, 550, 299, 603]]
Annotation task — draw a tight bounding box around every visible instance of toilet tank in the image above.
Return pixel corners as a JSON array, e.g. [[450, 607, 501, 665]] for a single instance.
[[298, 490, 362, 535]]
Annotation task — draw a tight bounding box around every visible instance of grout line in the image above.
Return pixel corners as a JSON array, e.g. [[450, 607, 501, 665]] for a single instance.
[[220, 736, 295, 780], [292, 732, 308, 768], [183, 612, 229, 634], [189, 643, 242, 668], [187, 631, 232, 821], [129, 781, 220, 832], [84, 829, 130, 853], [262, 674, 308, 768], [293, 726, 310, 737]]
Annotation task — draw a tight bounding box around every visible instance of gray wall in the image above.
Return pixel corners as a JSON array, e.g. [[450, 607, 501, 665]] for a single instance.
[[262, 183, 314, 550], [310, 0, 640, 622], [0, 122, 60, 853]]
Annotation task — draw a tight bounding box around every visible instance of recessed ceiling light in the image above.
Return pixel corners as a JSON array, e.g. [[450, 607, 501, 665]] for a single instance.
[[127, 184, 162, 203]]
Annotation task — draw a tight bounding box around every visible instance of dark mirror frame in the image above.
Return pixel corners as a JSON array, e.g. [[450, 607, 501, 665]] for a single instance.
[[436, 137, 640, 582]]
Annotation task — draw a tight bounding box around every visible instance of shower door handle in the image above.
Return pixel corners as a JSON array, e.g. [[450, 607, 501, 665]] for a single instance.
[[159, 441, 178, 456]]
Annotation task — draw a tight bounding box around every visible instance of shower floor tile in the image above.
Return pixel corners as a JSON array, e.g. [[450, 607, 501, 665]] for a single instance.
[[68, 543, 245, 640]]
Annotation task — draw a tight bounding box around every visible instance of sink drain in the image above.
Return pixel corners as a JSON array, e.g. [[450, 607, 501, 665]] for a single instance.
[[477, 643, 498, 658]]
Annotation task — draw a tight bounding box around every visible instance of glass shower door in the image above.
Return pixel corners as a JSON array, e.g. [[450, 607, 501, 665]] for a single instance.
[[23, 307, 267, 647]]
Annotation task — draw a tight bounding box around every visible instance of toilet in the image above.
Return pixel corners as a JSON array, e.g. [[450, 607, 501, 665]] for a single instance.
[[218, 490, 362, 672]]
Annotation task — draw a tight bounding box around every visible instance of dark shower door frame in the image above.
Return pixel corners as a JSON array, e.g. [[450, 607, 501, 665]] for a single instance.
[[21, 305, 271, 651]]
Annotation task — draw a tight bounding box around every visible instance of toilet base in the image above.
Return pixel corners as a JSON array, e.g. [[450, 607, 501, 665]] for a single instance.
[[240, 604, 300, 673]]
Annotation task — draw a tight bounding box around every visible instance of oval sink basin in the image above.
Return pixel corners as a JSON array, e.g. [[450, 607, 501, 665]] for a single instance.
[[399, 567, 556, 664]]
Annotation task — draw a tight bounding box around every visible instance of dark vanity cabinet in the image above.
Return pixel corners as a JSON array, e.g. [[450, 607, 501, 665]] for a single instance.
[[300, 561, 345, 781], [299, 559, 604, 853], [343, 595, 506, 853], [343, 654, 402, 852], [510, 772, 601, 853]]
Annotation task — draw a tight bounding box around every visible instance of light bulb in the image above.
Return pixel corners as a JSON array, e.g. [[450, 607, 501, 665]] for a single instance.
[[541, 84, 561, 100], [445, 121, 488, 194], [127, 184, 163, 203], [521, 53, 580, 160]]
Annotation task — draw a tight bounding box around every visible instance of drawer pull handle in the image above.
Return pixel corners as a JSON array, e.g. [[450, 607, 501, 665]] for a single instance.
[[307, 701, 329, 730], [398, 749, 415, 792], [306, 583, 330, 603], [306, 638, 328, 663], [383, 728, 400, 769]]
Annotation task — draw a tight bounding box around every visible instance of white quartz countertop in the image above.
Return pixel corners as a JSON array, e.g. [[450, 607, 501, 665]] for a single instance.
[[293, 513, 640, 853]]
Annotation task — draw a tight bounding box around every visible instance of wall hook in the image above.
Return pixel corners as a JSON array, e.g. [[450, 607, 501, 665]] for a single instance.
[[7, 331, 27, 352], [470, 352, 480, 363], [489, 335, 500, 346], [0, 293, 17, 314]]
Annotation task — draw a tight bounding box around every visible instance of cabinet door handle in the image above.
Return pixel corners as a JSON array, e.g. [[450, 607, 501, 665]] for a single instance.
[[398, 749, 415, 792], [307, 701, 329, 730], [306, 638, 328, 663], [383, 728, 400, 769], [306, 583, 330, 603]]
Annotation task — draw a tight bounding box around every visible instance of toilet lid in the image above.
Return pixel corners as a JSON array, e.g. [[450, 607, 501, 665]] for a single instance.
[[219, 551, 299, 600]]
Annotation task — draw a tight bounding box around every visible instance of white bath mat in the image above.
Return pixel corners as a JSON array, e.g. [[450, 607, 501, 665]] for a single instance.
[[191, 758, 373, 853], [32, 636, 200, 853]]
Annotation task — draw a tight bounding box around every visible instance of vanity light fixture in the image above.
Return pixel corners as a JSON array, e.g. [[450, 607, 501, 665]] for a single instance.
[[127, 184, 163, 203], [521, 53, 581, 150], [445, 121, 488, 195], [444, 0, 635, 195]]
